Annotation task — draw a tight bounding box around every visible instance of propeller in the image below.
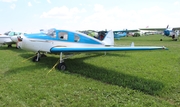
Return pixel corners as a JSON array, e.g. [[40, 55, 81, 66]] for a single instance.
[[17, 36, 23, 41]]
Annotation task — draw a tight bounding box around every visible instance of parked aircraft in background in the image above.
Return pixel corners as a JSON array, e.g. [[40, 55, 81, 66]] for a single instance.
[[162, 25, 180, 41], [113, 30, 127, 40], [79, 29, 139, 40], [0, 31, 22, 48], [79, 30, 98, 37], [79, 30, 106, 40], [79, 30, 126, 40], [12, 28, 167, 71], [114, 29, 139, 39], [139, 25, 180, 41]]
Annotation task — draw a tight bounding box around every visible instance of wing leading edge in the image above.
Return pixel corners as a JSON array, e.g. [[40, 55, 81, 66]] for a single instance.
[[50, 46, 167, 53]]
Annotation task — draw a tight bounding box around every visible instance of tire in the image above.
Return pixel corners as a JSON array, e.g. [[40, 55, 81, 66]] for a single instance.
[[57, 63, 67, 71]]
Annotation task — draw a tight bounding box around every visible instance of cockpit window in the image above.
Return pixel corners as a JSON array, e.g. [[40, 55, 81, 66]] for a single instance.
[[8, 32, 15, 36], [46, 28, 56, 37], [74, 34, 80, 42], [3, 31, 22, 36], [58, 32, 68, 40]]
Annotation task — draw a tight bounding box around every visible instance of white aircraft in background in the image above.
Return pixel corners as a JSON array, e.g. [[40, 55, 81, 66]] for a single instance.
[[11, 28, 167, 71], [0, 31, 23, 48]]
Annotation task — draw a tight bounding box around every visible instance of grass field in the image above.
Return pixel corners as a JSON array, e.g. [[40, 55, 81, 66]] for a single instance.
[[0, 35, 180, 107]]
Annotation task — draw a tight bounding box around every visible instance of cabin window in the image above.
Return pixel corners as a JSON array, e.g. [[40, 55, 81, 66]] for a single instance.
[[58, 32, 68, 40], [74, 34, 80, 42]]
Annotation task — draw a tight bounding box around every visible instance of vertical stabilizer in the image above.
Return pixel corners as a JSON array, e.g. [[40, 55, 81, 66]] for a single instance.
[[102, 30, 114, 46]]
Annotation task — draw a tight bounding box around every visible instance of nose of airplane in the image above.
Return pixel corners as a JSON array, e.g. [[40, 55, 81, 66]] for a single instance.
[[10, 35, 23, 42], [10, 35, 24, 48]]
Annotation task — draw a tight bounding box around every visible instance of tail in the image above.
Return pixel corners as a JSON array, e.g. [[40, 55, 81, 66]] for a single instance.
[[166, 25, 169, 29], [102, 30, 114, 46]]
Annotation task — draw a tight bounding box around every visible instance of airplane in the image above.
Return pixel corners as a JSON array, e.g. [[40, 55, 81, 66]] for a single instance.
[[162, 25, 180, 41], [114, 30, 127, 40], [12, 28, 167, 71], [0, 31, 23, 48], [80, 30, 132, 40], [113, 29, 140, 39], [97, 30, 129, 40], [79, 30, 98, 37], [139, 25, 180, 41]]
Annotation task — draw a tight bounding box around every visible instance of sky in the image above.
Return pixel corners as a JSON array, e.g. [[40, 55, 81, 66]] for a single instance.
[[0, 0, 180, 33]]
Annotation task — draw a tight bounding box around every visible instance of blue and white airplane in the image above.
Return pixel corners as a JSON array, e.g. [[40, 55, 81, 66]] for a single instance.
[[98, 30, 127, 40], [162, 25, 180, 41], [114, 29, 139, 40], [114, 30, 127, 40], [12, 28, 167, 71], [139, 26, 180, 41]]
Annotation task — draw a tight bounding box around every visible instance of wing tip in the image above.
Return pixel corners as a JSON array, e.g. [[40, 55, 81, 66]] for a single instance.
[[162, 46, 168, 50]]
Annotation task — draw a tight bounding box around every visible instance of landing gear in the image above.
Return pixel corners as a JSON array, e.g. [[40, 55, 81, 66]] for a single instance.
[[32, 51, 41, 62], [32, 51, 69, 71], [32, 56, 40, 62], [56, 52, 69, 71], [32, 51, 48, 62]]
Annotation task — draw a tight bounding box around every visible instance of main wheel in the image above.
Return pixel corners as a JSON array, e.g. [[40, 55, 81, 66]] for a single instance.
[[57, 63, 67, 71], [32, 56, 40, 62]]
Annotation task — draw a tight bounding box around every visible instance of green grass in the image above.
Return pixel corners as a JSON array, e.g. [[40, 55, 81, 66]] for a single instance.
[[0, 35, 180, 106]]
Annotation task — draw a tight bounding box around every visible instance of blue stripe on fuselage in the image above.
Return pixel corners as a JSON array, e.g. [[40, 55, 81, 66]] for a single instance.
[[24, 30, 102, 45]]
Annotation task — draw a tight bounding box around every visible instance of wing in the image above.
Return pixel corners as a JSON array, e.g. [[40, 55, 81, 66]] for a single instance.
[[0, 36, 13, 44], [50, 46, 167, 53]]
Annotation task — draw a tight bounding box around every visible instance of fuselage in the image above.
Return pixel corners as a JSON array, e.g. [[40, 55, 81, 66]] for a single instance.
[[18, 29, 105, 52]]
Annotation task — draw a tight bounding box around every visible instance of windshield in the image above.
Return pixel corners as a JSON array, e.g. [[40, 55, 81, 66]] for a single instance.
[[4, 31, 21, 36], [47, 28, 56, 36], [40, 28, 56, 37]]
